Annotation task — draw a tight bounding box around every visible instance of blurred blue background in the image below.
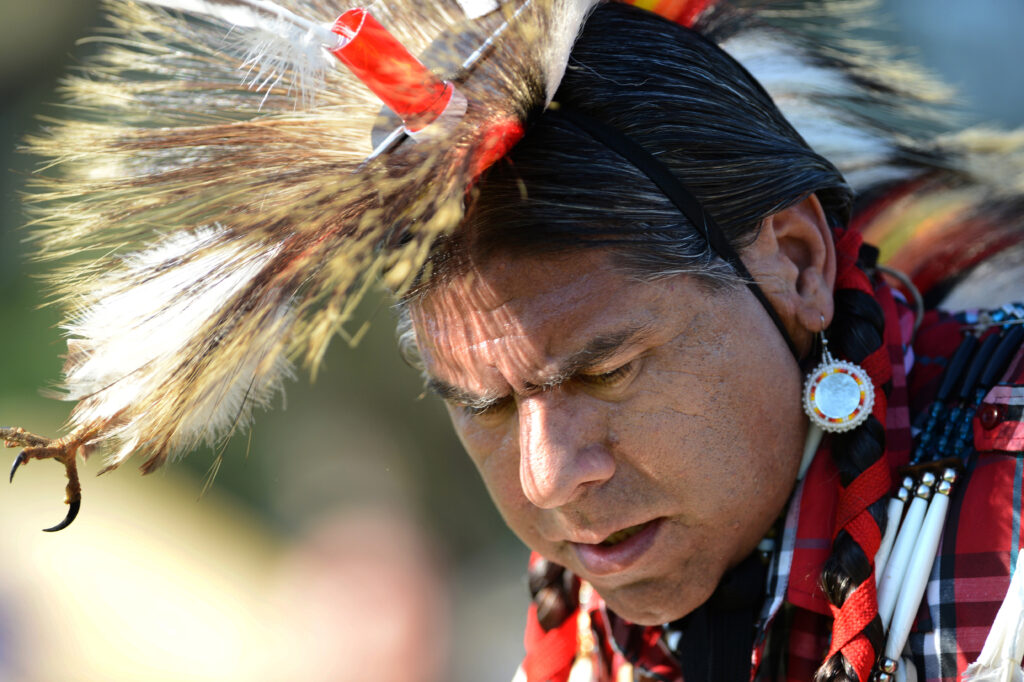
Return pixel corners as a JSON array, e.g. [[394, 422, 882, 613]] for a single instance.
[[0, 1, 1021, 680]]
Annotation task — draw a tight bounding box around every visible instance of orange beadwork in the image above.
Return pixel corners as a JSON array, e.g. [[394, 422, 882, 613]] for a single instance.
[[621, 0, 717, 28]]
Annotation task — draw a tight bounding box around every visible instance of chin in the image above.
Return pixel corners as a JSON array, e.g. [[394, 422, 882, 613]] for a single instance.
[[596, 579, 712, 626]]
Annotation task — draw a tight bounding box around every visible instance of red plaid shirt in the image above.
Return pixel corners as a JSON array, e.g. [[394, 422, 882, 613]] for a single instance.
[[520, 295, 1024, 681]]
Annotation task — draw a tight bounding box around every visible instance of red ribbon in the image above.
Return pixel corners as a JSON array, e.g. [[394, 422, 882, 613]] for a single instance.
[[827, 578, 879, 680], [824, 227, 895, 681], [834, 456, 890, 539], [522, 602, 578, 682], [834, 229, 871, 295]]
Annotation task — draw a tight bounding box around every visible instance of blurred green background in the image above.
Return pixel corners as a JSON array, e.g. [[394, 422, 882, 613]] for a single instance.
[[0, 3, 526, 681], [0, 1, 1022, 681]]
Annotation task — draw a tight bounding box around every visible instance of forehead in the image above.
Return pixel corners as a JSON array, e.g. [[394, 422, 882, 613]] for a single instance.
[[409, 250, 682, 390], [415, 251, 631, 332]]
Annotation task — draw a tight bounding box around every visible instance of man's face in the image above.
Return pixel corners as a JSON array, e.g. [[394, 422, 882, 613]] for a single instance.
[[411, 249, 808, 625]]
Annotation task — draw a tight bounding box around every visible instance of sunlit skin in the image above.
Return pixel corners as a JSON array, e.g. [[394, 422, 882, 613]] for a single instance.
[[411, 196, 836, 625]]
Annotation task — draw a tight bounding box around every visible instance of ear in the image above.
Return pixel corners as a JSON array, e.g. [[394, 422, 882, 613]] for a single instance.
[[742, 193, 836, 358]]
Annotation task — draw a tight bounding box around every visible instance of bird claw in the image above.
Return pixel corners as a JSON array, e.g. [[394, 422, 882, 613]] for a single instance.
[[2, 427, 83, 532], [9, 451, 26, 483], [43, 499, 81, 533]]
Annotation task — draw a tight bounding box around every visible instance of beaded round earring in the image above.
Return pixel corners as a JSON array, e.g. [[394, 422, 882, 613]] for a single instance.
[[802, 326, 875, 433]]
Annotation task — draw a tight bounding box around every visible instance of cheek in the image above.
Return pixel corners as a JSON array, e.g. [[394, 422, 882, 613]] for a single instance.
[[692, 346, 804, 534], [615, 339, 802, 522], [610, 362, 719, 475]]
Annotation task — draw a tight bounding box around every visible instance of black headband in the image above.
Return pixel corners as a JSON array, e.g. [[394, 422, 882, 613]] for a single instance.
[[546, 104, 801, 362]]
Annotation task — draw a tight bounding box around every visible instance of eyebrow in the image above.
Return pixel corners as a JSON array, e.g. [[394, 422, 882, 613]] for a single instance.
[[425, 324, 654, 408]]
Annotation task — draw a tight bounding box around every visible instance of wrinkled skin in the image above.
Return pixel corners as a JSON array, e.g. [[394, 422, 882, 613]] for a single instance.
[[411, 196, 835, 624]]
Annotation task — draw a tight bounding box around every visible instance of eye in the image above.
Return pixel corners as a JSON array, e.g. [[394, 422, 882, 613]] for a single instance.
[[460, 396, 514, 420], [579, 359, 640, 388]]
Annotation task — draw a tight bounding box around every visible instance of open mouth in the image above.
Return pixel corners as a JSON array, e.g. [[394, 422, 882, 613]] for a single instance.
[[600, 523, 647, 546], [572, 518, 664, 576]]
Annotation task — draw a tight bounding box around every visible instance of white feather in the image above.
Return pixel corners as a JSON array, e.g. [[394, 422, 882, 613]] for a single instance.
[[962, 552, 1024, 681], [724, 33, 855, 98], [455, 0, 500, 20], [138, 0, 338, 42], [941, 244, 1024, 310], [543, 0, 601, 103], [63, 227, 293, 467], [722, 31, 915, 192], [137, 0, 340, 106]]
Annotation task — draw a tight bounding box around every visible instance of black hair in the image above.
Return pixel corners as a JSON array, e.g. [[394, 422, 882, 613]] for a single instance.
[[402, 3, 853, 295]]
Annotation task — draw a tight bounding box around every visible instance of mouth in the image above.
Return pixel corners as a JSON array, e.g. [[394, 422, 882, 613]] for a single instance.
[[600, 523, 647, 546], [571, 518, 663, 577]]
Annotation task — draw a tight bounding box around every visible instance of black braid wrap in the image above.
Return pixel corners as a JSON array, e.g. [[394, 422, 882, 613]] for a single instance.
[[814, 282, 892, 682], [528, 557, 579, 631]]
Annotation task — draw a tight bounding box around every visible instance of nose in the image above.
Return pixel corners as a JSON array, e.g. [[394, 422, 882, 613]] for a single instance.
[[518, 391, 615, 508]]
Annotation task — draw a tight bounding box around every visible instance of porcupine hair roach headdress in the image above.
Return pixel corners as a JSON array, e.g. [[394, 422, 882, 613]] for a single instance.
[[9, 0, 1024, 679], [11, 0, 598, 518]]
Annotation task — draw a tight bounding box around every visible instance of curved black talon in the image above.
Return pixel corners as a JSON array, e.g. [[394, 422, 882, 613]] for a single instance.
[[43, 499, 80, 533], [9, 452, 26, 483]]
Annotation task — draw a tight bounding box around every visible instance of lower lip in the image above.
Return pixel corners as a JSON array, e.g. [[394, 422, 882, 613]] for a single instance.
[[572, 519, 663, 577]]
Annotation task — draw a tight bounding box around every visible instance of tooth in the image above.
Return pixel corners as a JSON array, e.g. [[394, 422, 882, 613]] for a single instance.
[[601, 523, 642, 546]]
